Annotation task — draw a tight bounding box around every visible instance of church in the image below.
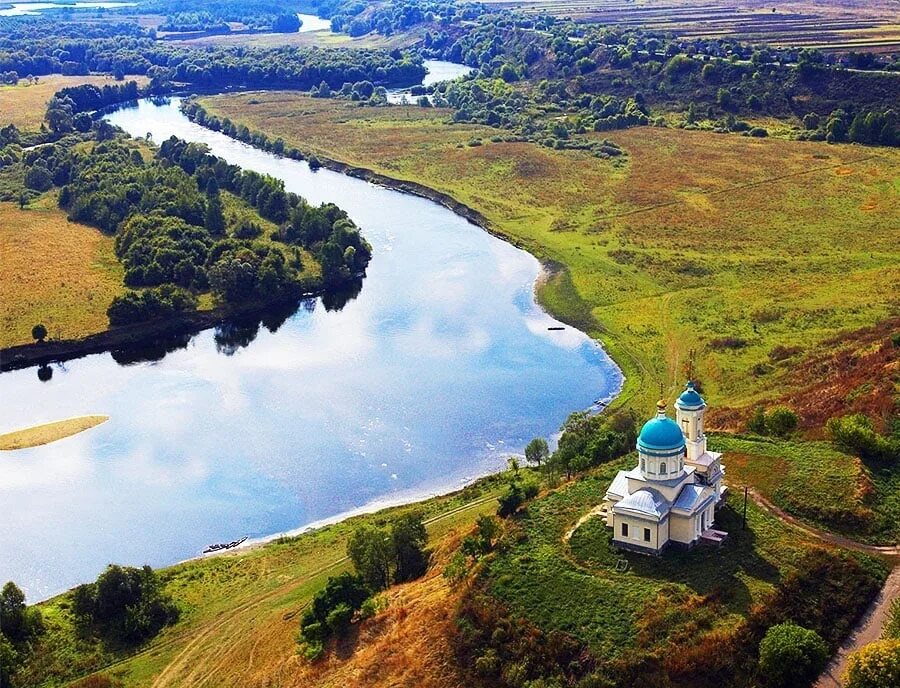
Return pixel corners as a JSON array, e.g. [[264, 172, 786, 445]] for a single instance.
[[601, 381, 727, 554]]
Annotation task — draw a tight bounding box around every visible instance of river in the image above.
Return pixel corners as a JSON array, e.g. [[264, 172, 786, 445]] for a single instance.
[[386, 60, 472, 104], [0, 97, 621, 600], [296, 12, 332, 33]]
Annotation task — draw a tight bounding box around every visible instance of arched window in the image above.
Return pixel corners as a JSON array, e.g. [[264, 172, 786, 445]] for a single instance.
[[640, 457, 645, 471], [659, 461, 667, 475]]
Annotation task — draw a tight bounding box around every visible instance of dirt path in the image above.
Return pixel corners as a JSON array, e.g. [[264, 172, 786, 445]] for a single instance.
[[746, 488, 900, 556], [744, 487, 899, 688], [814, 566, 900, 688]]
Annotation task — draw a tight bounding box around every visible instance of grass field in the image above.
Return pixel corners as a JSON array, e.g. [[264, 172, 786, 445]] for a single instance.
[[0, 415, 108, 450], [0, 199, 125, 348], [715, 434, 900, 546], [197, 93, 900, 419], [168, 26, 422, 49], [487, 0, 900, 52], [18, 477, 505, 688], [484, 456, 885, 662], [0, 74, 149, 131]]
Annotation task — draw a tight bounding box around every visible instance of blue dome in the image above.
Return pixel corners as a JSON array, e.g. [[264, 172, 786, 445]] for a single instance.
[[675, 381, 705, 411], [638, 413, 685, 454]]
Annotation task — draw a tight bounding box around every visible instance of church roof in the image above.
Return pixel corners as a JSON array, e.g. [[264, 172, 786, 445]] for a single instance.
[[637, 403, 686, 455], [606, 471, 630, 499], [672, 484, 714, 513], [675, 381, 705, 411], [614, 488, 670, 520]]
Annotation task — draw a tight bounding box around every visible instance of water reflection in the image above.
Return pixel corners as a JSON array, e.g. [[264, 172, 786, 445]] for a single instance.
[[0, 98, 622, 600]]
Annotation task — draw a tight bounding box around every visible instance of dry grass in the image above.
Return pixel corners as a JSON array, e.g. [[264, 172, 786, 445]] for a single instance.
[[0, 415, 109, 450], [0, 198, 124, 348], [198, 93, 900, 415], [487, 0, 900, 52], [0, 74, 149, 131]]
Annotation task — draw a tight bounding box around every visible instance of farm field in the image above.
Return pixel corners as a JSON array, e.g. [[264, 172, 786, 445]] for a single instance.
[[488, 0, 900, 52], [0, 74, 149, 131], [17, 477, 505, 688], [197, 93, 900, 418], [0, 199, 124, 348], [168, 25, 423, 49]]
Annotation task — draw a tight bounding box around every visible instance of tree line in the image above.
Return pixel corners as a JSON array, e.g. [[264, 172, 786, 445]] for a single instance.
[[20, 112, 371, 325]]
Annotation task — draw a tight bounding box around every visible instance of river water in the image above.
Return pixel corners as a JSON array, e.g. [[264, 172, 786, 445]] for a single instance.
[[296, 12, 331, 33], [0, 97, 621, 600], [386, 60, 472, 104]]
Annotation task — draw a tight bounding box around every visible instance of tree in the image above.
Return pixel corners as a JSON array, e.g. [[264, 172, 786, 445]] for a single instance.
[[525, 437, 549, 467], [24, 163, 53, 192], [497, 482, 524, 518], [758, 623, 828, 688], [0, 582, 27, 640], [204, 179, 226, 235], [0, 582, 41, 643], [766, 406, 798, 438], [843, 639, 900, 688], [31, 323, 47, 343], [347, 525, 393, 591], [72, 565, 178, 644], [391, 513, 428, 583]]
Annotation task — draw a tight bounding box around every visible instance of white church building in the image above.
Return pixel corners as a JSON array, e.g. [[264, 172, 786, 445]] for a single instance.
[[601, 381, 727, 554]]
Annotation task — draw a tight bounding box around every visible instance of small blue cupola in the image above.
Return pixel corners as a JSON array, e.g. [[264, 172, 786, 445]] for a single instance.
[[674, 380, 705, 412]]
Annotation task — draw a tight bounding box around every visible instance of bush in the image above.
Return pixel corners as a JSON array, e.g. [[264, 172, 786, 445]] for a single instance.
[[299, 572, 370, 648], [842, 639, 900, 688], [765, 407, 798, 438], [827, 414, 899, 463], [71, 565, 178, 644], [758, 623, 828, 687], [107, 285, 197, 326], [497, 482, 524, 518]]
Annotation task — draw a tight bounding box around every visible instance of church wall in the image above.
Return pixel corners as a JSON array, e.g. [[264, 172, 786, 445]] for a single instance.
[[612, 514, 667, 552], [669, 513, 697, 545]]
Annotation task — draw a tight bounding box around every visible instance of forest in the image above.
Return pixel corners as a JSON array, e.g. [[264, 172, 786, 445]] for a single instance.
[[15, 116, 371, 325]]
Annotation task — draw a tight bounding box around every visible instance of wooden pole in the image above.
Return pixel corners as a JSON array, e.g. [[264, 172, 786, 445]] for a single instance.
[[742, 486, 748, 529]]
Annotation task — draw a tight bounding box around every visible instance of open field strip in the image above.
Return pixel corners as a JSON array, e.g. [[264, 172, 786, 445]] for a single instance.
[[0, 74, 149, 131], [0, 415, 109, 450]]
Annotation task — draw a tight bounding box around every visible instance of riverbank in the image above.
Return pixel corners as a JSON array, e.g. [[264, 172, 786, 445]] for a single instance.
[[0, 415, 109, 450], [16, 471, 508, 688], [195, 91, 900, 420], [0, 292, 314, 372]]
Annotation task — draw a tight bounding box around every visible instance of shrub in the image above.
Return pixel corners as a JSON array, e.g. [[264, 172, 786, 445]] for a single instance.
[[71, 565, 178, 644], [765, 407, 798, 438], [827, 414, 899, 463], [31, 323, 47, 342], [842, 639, 900, 688], [497, 482, 525, 518], [299, 572, 370, 649], [886, 598, 900, 640], [758, 623, 828, 687]]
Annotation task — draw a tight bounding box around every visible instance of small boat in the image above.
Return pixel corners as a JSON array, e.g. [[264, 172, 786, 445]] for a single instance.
[[547, 326, 565, 331], [203, 536, 248, 554]]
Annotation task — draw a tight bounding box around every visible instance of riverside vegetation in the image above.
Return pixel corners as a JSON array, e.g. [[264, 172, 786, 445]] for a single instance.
[[0, 0, 898, 686]]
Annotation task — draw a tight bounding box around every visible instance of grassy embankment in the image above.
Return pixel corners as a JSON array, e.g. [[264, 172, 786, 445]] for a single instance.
[[0, 75, 149, 131], [18, 476, 506, 688], [197, 93, 900, 420], [0, 415, 108, 450]]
